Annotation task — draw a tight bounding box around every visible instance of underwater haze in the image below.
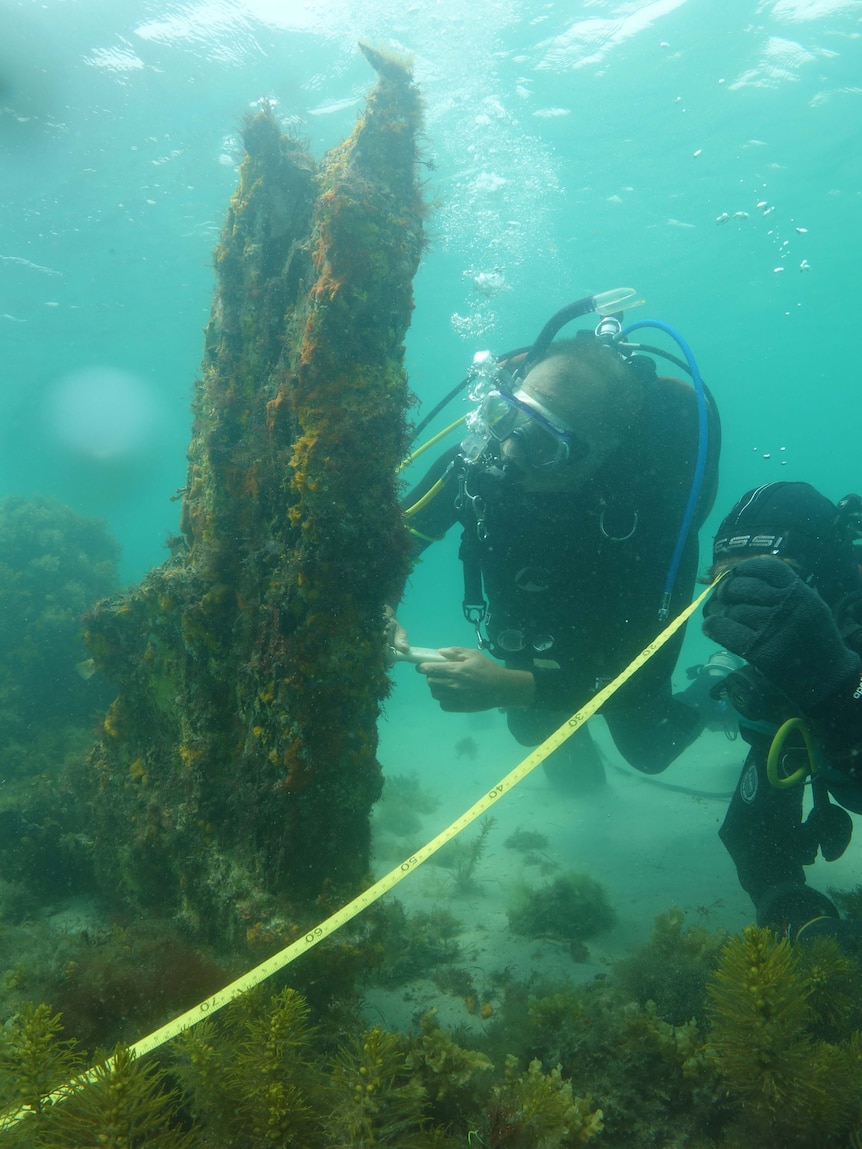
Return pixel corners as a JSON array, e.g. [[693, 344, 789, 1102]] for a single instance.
[[5, 2, 862, 1139], [2, 0, 860, 587]]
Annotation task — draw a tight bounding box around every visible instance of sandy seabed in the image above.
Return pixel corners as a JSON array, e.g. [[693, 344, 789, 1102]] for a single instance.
[[365, 671, 862, 1034]]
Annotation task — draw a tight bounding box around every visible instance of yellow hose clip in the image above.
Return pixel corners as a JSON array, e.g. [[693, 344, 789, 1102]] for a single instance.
[[766, 716, 817, 789]]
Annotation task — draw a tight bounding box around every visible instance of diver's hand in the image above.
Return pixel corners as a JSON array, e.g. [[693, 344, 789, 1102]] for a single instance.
[[383, 606, 409, 666], [703, 557, 859, 709], [417, 647, 535, 712]]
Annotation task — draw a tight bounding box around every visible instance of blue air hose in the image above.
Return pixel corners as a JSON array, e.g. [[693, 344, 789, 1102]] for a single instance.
[[620, 319, 709, 620]]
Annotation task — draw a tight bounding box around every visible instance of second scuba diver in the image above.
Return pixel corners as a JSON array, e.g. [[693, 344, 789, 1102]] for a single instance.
[[389, 290, 724, 787], [701, 481, 862, 948]]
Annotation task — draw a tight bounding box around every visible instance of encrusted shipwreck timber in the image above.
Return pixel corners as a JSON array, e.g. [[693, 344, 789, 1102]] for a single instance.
[[83, 46, 425, 941]]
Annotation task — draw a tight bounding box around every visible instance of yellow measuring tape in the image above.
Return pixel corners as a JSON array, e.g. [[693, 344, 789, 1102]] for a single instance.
[[0, 578, 718, 1132]]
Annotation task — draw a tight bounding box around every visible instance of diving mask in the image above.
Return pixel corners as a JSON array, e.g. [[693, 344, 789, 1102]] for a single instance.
[[479, 387, 589, 472]]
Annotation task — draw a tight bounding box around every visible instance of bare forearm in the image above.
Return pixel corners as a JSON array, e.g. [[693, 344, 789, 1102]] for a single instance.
[[419, 648, 536, 712], [497, 667, 536, 708]]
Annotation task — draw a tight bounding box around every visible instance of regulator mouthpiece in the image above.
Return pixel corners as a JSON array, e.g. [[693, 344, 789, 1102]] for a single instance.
[[592, 287, 645, 316]]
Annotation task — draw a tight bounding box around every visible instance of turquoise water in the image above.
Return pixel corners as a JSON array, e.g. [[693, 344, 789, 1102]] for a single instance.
[[2, 0, 859, 619], [2, 4, 862, 1125]]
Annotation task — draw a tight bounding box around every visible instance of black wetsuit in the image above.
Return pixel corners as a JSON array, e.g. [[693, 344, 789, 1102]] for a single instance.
[[403, 372, 721, 775], [719, 599, 862, 930]]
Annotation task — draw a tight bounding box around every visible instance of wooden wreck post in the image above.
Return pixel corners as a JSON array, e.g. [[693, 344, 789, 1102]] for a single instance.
[[83, 46, 425, 940]]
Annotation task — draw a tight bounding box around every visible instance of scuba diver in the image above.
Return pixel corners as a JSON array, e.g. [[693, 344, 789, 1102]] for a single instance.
[[389, 288, 723, 787], [702, 481, 862, 948]]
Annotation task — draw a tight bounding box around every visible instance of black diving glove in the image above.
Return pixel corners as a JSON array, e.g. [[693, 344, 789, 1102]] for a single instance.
[[757, 884, 862, 955], [703, 557, 862, 711], [756, 882, 839, 936]]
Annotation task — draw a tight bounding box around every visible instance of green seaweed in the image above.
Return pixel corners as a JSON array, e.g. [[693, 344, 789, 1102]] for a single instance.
[[0, 1010, 190, 1148], [507, 871, 616, 944], [707, 925, 862, 1146], [8, 915, 862, 1148], [488, 1056, 603, 1148], [433, 816, 496, 894], [0, 495, 119, 781], [368, 902, 464, 987], [176, 987, 323, 1147], [0, 978, 599, 1148], [0, 1003, 83, 1124], [403, 1009, 493, 1129], [614, 906, 726, 1026], [324, 1027, 437, 1147], [48, 1045, 193, 1148], [504, 829, 549, 853]]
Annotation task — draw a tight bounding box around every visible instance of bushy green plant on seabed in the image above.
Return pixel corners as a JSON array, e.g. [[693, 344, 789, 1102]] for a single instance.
[[507, 870, 616, 943]]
